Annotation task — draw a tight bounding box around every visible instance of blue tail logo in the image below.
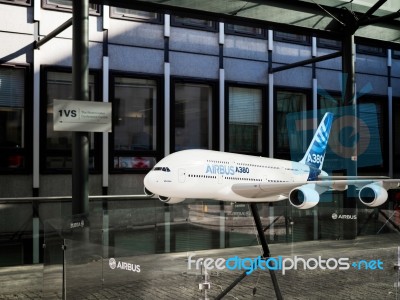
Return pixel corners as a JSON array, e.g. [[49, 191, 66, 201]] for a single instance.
[[300, 112, 333, 170]]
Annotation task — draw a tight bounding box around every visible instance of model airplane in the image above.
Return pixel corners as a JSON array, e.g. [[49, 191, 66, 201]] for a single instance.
[[144, 112, 399, 209]]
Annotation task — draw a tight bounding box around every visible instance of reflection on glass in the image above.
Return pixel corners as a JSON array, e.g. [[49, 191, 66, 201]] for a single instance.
[[111, 7, 159, 21], [0, 67, 25, 169], [113, 77, 157, 152], [394, 100, 400, 178], [228, 86, 262, 153], [226, 24, 263, 36], [113, 156, 156, 169], [173, 16, 214, 29], [276, 91, 307, 159], [174, 83, 213, 151]]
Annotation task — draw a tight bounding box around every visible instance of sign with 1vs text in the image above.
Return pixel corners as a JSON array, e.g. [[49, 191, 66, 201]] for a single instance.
[[53, 99, 112, 132]]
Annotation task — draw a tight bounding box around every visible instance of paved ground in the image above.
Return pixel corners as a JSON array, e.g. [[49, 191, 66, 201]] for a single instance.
[[1, 233, 400, 299]]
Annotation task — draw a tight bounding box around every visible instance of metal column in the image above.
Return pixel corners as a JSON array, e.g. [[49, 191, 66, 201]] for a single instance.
[[72, 0, 89, 217], [342, 32, 357, 239]]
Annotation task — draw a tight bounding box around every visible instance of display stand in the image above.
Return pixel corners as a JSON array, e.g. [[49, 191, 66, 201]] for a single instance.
[[215, 203, 283, 299]]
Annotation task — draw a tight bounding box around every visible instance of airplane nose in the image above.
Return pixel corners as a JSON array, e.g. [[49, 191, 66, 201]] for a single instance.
[[144, 171, 157, 194]]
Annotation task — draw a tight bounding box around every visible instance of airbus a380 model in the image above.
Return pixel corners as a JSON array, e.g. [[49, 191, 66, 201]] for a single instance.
[[144, 112, 399, 209]]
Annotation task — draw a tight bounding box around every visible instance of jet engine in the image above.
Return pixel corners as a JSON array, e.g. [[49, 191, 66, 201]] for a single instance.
[[358, 183, 388, 207], [144, 187, 154, 197], [289, 186, 320, 209], [158, 195, 185, 204]]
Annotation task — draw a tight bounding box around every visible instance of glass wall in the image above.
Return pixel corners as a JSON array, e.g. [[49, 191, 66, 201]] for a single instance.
[[0, 196, 398, 299]]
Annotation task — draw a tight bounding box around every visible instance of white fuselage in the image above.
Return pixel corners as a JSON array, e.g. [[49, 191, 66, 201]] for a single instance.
[[144, 149, 314, 202]]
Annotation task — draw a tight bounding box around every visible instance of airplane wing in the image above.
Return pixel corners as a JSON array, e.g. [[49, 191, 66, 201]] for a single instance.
[[231, 179, 400, 199], [232, 182, 305, 198]]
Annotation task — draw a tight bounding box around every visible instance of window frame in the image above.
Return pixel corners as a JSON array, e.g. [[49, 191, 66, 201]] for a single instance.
[[170, 77, 219, 154], [317, 37, 342, 50], [0, 0, 31, 6], [225, 82, 267, 156], [41, 0, 101, 15], [40, 66, 102, 174], [392, 49, 400, 59], [273, 31, 311, 46], [0, 64, 32, 174], [317, 91, 389, 174], [109, 72, 163, 174], [274, 87, 312, 160], [356, 95, 389, 174], [171, 15, 217, 32], [110, 7, 162, 24], [225, 23, 266, 39], [356, 44, 387, 57]]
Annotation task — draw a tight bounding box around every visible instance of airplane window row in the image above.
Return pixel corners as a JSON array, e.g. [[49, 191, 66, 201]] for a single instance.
[[188, 174, 217, 178], [225, 177, 262, 182], [237, 162, 280, 169], [207, 160, 229, 164], [267, 180, 289, 183], [285, 168, 302, 172], [153, 167, 171, 172]]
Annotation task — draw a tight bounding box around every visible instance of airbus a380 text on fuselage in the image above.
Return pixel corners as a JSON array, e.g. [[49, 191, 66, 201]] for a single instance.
[[144, 113, 400, 209]]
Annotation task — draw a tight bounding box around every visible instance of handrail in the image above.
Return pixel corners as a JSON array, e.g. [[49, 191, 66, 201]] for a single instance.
[[0, 194, 152, 203]]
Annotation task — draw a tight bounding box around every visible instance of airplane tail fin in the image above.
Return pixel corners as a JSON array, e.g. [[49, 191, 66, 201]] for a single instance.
[[299, 112, 333, 170]]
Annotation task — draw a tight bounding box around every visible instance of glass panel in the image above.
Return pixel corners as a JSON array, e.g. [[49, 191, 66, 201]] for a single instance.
[[174, 83, 213, 151], [0, 203, 42, 298], [276, 91, 307, 159], [274, 31, 310, 44], [0, 196, 398, 298], [111, 7, 159, 21], [43, 218, 64, 299], [173, 16, 214, 29], [393, 50, 400, 59], [46, 72, 95, 150], [113, 77, 157, 152], [0, 67, 25, 170], [318, 38, 342, 49], [226, 24, 263, 36], [44, 0, 99, 12], [357, 44, 386, 56], [357, 101, 386, 174], [45, 71, 96, 170], [394, 99, 400, 178], [0, 0, 31, 5], [113, 156, 156, 170], [228, 86, 262, 153]]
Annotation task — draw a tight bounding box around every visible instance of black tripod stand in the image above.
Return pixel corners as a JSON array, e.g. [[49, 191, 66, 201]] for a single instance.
[[215, 203, 283, 299]]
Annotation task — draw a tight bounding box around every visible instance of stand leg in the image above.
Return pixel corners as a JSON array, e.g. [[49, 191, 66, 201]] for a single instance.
[[250, 203, 283, 300], [215, 203, 283, 299]]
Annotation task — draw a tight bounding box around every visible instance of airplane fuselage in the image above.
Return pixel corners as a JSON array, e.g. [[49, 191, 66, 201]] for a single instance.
[[144, 149, 317, 202]]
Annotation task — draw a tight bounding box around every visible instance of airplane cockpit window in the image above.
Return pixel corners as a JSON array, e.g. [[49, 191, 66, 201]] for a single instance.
[[153, 167, 171, 172]]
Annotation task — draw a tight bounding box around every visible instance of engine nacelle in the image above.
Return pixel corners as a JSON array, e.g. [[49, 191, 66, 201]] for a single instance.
[[158, 195, 185, 204], [289, 186, 320, 209], [144, 187, 154, 197], [359, 184, 388, 207]]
